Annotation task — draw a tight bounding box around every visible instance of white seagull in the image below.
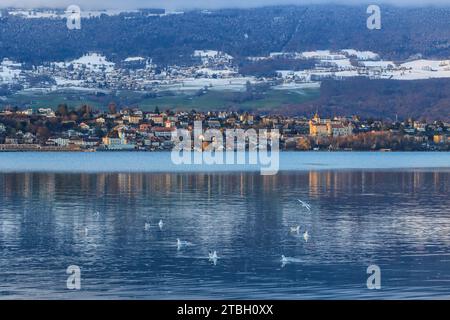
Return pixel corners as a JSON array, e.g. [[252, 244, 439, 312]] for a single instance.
[[297, 199, 311, 212], [281, 255, 293, 267], [290, 226, 300, 234], [208, 251, 219, 266], [208, 251, 218, 260], [209, 251, 219, 265], [158, 220, 164, 230], [303, 230, 310, 242], [177, 239, 192, 249], [144, 223, 151, 230]]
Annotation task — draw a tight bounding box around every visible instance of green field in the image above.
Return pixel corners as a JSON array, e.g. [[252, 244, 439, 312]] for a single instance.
[[137, 89, 319, 111], [1, 88, 320, 112], [1, 90, 105, 110]]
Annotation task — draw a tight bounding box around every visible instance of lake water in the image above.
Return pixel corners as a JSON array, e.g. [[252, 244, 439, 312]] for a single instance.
[[0, 152, 449, 299], [0, 151, 449, 173]]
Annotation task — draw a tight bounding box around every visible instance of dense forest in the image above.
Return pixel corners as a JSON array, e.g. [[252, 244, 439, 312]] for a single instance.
[[1, 5, 450, 65], [280, 78, 450, 121]]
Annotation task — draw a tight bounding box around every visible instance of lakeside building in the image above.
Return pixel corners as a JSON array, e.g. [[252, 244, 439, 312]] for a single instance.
[[102, 131, 136, 150], [0, 107, 448, 152], [309, 113, 353, 137]]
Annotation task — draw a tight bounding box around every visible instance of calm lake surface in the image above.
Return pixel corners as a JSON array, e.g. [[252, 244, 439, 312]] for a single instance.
[[0, 152, 449, 299]]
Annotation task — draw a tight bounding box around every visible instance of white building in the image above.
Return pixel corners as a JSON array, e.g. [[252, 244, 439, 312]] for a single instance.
[[48, 137, 70, 147], [331, 123, 353, 137]]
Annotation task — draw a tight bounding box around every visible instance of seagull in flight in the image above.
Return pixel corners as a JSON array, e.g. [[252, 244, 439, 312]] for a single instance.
[[297, 199, 311, 212], [290, 226, 300, 234]]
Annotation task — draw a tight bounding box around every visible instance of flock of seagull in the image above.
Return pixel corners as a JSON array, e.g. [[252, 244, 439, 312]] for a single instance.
[[83, 199, 312, 267], [82, 211, 220, 265], [281, 199, 312, 266], [294, 199, 311, 242], [147, 218, 220, 265]]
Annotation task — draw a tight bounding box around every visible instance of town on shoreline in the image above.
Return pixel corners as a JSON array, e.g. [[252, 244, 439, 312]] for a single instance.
[[0, 104, 449, 152]]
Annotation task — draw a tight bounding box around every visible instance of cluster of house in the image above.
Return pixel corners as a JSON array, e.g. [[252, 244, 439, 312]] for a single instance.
[[4, 47, 450, 96], [3, 50, 240, 92], [0, 107, 449, 151]]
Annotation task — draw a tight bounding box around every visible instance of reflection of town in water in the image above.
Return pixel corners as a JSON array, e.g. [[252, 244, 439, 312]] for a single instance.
[[0, 170, 449, 299]]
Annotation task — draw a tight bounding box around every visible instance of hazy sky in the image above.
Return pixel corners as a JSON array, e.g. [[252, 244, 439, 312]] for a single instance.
[[1, 0, 449, 10]]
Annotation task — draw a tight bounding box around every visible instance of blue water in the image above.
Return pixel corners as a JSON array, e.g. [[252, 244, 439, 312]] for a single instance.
[[0, 151, 449, 172], [0, 152, 449, 299]]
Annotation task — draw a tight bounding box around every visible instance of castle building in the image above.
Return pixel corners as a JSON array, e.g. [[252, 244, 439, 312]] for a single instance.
[[309, 113, 331, 137], [309, 113, 353, 137]]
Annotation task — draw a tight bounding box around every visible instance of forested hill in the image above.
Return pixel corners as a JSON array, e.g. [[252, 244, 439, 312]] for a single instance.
[[279, 79, 450, 122], [1, 5, 450, 65]]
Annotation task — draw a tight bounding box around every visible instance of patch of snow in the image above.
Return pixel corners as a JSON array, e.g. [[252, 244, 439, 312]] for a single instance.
[[8, 9, 139, 19], [301, 50, 346, 60], [361, 61, 396, 68], [273, 82, 321, 90], [1, 59, 22, 68], [55, 53, 115, 72], [193, 50, 233, 60], [391, 59, 450, 80], [155, 77, 257, 92], [196, 68, 236, 76], [54, 77, 84, 86], [319, 59, 353, 69], [124, 57, 145, 62], [0, 59, 22, 84], [341, 49, 379, 60], [8, 10, 60, 19]]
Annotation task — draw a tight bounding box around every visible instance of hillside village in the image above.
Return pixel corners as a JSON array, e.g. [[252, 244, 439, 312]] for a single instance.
[[2, 49, 450, 95]]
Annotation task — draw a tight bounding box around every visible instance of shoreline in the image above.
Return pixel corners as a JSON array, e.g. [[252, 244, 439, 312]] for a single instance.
[[1, 149, 450, 153]]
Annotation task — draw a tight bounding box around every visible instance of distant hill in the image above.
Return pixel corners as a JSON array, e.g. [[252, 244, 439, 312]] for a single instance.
[[1, 5, 450, 65], [279, 78, 450, 121]]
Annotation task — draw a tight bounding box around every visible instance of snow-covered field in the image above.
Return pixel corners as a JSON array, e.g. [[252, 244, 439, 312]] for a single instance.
[[6, 8, 185, 20], [8, 9, 140, 19], [392, 60, 450, 80], [2, 49, 450, 96], [124, 57, 146, 62], [272, 82, 321, 90], [275, 50, 450, 82], [53, 77, 84, 86], [53, 53, 115, 72], [155, 77, 257, 92], [341, 49, 380, 60], [0, 59, 22, 84]]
